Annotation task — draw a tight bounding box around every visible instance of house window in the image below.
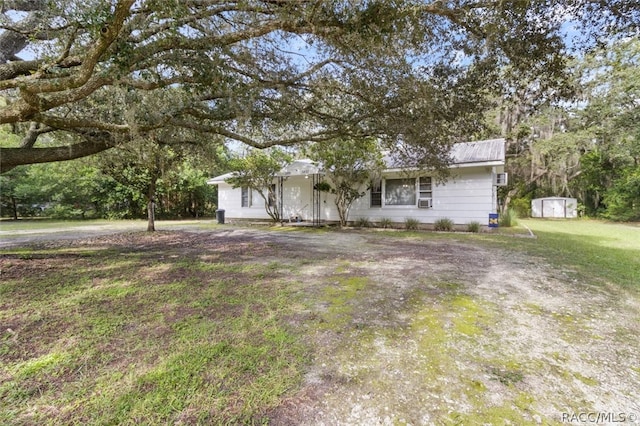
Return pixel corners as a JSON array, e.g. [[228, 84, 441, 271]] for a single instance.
[[241, 187, 251, 207], [494, 173, 508, 186], [419, 177, 432, 199], [385, 178, 416, 206], [370, 179, 382, 207]]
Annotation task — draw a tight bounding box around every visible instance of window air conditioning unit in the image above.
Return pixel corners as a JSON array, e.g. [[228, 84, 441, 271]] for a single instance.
[[494, 173, 508, 186], [418, 198, 433, 208]]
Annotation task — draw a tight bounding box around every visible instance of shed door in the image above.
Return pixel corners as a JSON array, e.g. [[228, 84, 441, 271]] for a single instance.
[[542, 199, 566, 218]]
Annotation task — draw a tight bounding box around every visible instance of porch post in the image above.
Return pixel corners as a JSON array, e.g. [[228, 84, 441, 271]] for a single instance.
[[313, 174, 320, 227], [278, 176, 284, 224]]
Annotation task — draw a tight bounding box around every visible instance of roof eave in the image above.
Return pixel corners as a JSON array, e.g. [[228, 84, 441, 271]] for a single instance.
[[451, 160, 505, 168], [383, 160, 504, 173], [206, 172, 236, 185]]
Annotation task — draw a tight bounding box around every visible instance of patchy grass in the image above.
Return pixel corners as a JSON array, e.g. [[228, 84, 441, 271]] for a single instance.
[[1, 221, 639, 424], [0, 234, 306, 425], [320, 275, 370, 330], [0, 219, 212, 230]]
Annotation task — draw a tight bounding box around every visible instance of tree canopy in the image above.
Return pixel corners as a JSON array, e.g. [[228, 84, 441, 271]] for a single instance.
[[497, 35, 640, 220], [225, 148, 291, 222], [0, 0, 638, 173], [306, 137, 384, 227]]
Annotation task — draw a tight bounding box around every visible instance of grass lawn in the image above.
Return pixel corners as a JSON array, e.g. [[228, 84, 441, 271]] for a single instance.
[[0, 219, 638, 424], [0, 219, 210, 232], [508, 219, 640, 290], [0, 232, 305, 424]]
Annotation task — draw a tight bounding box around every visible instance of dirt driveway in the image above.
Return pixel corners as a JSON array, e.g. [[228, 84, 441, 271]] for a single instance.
[[228, 227, 639, 425], [3, 226, 639, 424]]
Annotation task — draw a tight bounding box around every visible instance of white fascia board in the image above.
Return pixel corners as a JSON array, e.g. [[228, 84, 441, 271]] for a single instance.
[[450, 160, 505, 169], [383, 160, 504, 174], [206, 172, 236, 185]]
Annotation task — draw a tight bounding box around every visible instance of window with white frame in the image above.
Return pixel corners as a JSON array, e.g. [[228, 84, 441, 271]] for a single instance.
[[419, 177, 432, 198], [418, 176, 433, 208], [384, 178, 416, 206], [241, 186, 251, 207], [370, 179, 382, 207]]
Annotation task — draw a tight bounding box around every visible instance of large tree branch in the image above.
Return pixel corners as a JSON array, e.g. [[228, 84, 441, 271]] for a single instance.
[[0, 132, 117, 173], [17, 0, 134, 95], [0, 56, 83, 89], [1, 1, 47, 13], [0, 59, 41, 80], [34, 114, 130, 133], [19, 121, 53, 148], [0, 8, 43, 62]]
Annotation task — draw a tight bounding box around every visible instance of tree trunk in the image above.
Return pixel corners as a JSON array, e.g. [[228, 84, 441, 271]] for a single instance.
[[147, 180, 156, 232], [147, 199, 155, 232], [336, 194, 347, 227], [501, 188, 519, 214], [11, 196, 18, 220]]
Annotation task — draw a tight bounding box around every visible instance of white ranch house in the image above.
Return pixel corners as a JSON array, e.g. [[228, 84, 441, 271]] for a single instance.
[[208, 138, 506, 226]]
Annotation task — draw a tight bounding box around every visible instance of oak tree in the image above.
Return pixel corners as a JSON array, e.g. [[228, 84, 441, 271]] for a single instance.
[[225, 148, 292, 223], [306, 137, 384, 227], [0, 0, 637, 173]]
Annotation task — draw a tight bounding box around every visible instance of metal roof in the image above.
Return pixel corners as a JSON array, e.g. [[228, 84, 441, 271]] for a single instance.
[[274, 159, 322, 177], [207, 139, 505, 184], [450, 138, 505, 165], [207, 160, 323, 185], [383, 138, 505, 169], [206, 172, 235, 185]]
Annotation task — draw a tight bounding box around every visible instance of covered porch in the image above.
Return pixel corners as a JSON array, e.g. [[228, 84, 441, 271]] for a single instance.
[[275, 160, 324, 226]]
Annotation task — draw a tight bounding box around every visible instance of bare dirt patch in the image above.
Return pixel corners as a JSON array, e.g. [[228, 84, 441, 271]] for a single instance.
[[2, 227, 638, 424]]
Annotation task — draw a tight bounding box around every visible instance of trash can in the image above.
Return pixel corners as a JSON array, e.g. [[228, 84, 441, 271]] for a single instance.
[[216, 209, 225, 224], [488, 213, 499, 228]]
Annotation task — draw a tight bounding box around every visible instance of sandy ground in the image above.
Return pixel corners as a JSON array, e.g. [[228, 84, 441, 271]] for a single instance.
[[0, 220, 212, 247], [2, 225, 639, 425], [248, 228, 640, 425]]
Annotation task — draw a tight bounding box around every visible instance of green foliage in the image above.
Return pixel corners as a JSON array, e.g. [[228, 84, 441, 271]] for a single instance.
[[0, 161, 106, 219], [306, 138, 384, 227], [314, 180, 332, 192], [434, 218, 454, 231], [502, 37, 640, 222], [226, 148, 292, 222], [467, 221, 481, 233], [572, 150, 613, 216], [378, 217, 393, 229], [603, 167, 640, 221], [1, 0, 637, 177], [499, 209, 518, 227], [354, 217, 371, 228], [0, 146, 218, 220], [509, 197, 532, 218], [404, 217, 420, 230]]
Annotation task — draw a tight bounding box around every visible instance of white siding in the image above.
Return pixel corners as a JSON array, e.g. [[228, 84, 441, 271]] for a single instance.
[[349, 168, 496, 225], [216, 182, 271, 220], [215, 167, 498, 225]]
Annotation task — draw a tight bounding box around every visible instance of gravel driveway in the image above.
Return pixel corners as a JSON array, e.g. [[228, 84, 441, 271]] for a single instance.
[[2, 224, 638, 424]]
